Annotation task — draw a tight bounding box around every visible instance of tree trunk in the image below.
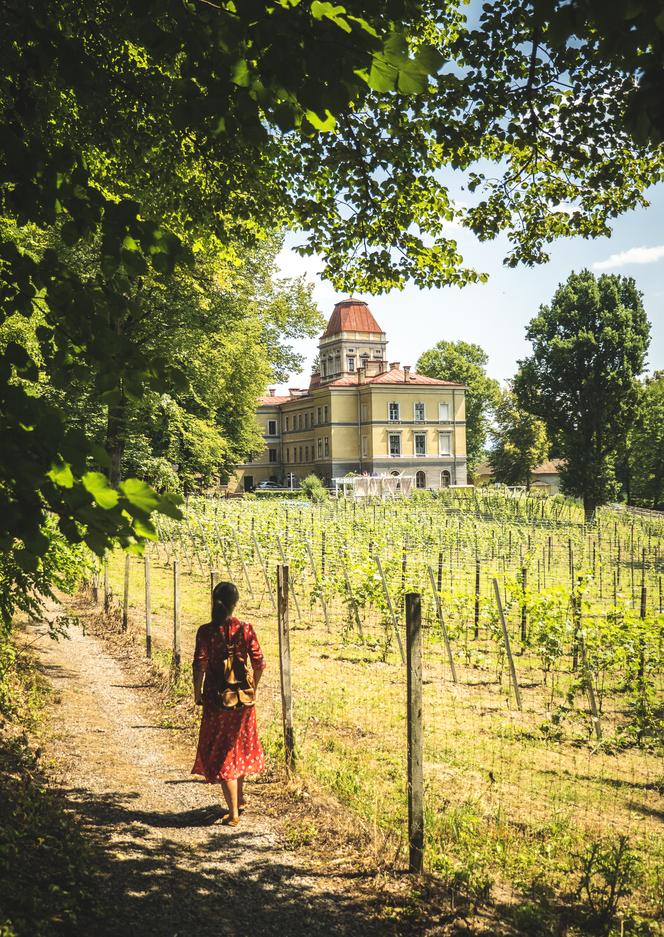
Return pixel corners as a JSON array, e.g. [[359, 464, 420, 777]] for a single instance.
[[105, 384, 127, 488], [583, 492, 596, 524]]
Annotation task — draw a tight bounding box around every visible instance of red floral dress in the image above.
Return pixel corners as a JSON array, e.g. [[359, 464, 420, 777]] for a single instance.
[[191, 618, 266, 782]]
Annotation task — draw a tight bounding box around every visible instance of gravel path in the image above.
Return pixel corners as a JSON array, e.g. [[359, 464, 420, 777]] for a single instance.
[[30, 608, 397, 937]]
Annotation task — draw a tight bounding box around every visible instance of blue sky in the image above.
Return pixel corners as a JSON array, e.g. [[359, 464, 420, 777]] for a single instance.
[[276, 181, 664, 389]]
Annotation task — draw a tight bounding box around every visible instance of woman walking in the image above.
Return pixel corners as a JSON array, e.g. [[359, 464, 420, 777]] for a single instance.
[[192, 581, 266, 825]]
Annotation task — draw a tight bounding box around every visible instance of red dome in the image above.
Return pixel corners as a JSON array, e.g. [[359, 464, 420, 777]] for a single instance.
[[322, 298, 383, 338]]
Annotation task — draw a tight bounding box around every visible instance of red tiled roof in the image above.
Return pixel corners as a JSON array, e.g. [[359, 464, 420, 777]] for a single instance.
[[258, 395, 291, 406], [322, 298, 383, 338], [326, 368, 464, 387]]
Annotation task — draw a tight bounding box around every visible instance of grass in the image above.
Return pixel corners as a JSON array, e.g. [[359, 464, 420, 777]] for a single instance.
[[101, 495, 664, 934]]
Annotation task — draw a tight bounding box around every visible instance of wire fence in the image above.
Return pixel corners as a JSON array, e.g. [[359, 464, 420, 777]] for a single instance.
[[96, 490, 664, 921]]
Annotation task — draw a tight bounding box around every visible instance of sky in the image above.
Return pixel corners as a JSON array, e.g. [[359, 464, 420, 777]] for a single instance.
[[275, 181, 664, 391]]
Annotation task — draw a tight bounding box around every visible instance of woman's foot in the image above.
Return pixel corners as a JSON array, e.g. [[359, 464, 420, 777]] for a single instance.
[[221, 814, 240, 827], [238, 800, 248, 814]]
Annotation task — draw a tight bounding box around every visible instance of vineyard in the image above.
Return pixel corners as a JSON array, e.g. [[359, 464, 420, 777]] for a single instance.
[[102, 489, 664, 931]]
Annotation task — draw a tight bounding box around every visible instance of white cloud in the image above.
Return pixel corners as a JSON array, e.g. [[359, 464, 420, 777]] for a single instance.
[[592, 245, 664, 271]]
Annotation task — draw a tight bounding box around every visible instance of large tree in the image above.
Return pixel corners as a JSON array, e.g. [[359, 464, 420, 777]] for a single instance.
[[629, 373, 664, 511], [489, 388, 550, 488], [514, 271, 650, 521], [2, 0, 664, 621], [416, 341, 500, 472]]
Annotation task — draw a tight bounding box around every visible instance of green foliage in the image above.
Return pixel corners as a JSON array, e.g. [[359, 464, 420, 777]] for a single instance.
[[416, 340, 500, 470], [2, 0, 663, 623], [515, 271, 650, 520], [489, 387, 550, 487], [299, 474, 329, 502], [629, 373, 664, 510], [572, 835, 642, 935]]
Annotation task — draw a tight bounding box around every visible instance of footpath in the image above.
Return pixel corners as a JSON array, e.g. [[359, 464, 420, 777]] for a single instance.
[[27, 602, 415, 937]]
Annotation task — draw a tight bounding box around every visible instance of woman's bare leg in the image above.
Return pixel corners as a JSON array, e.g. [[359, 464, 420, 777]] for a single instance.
[[221, 778, 239, 820]]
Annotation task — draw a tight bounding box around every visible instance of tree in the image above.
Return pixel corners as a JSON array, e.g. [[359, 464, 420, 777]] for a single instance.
[[514, 271, 650, 521], [2, 1, 664, 623], [489, 388, 550, 488], [416, 341, 500, 472], [629, 373, 664, 511]]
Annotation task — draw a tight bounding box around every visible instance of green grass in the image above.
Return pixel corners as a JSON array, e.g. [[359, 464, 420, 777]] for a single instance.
[[101, 490, 664, 932]]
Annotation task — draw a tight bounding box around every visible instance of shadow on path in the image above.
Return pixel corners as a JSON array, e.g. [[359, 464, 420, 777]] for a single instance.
[[58, 784, 405, 937]]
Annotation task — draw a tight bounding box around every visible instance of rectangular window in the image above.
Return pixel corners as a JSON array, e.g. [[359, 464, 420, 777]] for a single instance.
[[317, 438, 322, 458], [299, 446, 303, 462], [285, 416, 289, 432], [439, 402, 450, 422], [388, 402, 400, 422], [361, 403, 368, 422], [286, 448, 290, 463], [324, 405, 328, 423], [347, 356, 355, 372], [389, 433, 401, 457], [439, 432, 452, 456], [414, 402, 425, 422], [304, 412, 309, 429], [361, 435, 368, 458], [317, 407, 322, 424], [269, 448, 277, 463], [414, 433, 426, 456], [324, 436, 329, 457], [305, 446, 309, 462], [373, 349, 382, 357], [293, 448, 297, 463], [267, 419, 277, 436]]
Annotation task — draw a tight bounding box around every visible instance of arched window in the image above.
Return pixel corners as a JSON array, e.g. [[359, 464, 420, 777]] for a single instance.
[[416, 470, 426, 489], [440, 470, 451, 488]]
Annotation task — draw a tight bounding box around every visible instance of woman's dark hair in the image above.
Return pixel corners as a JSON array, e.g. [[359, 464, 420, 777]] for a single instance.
[[212, 581, 239, 625]]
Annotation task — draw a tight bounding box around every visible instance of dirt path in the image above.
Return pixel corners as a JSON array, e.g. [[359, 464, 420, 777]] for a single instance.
[[28, 606, 404, 937]]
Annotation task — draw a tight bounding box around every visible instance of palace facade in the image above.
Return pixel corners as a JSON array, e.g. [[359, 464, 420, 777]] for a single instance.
[[234, 298, 468, 491]]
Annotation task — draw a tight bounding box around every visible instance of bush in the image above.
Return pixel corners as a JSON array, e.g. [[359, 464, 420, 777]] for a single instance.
[[299, 474, 329, 502]]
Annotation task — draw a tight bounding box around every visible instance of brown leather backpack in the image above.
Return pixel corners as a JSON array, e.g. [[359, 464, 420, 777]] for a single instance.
[[217, 626, 255, 709]]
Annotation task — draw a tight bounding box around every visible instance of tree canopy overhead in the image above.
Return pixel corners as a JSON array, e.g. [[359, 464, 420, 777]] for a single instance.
[[2, 0, 664, 621]]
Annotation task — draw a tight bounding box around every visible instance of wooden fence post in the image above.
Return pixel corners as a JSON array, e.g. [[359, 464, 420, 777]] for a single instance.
[[144, 554, 152, 659], [305, 541, 330, 632], [122, 554, 130, 632], [426, 565, 457, 683], [492, 578, 523, 711], [210, 569, 219, 612], [231, 529, 255, 599], [277, 565, 296, 773], [374, 554, 406, 664], [474, 557, 481, 639], [276, 536, 302, 623], [103, 556, 110, 613], [252, 533, 277, 612], [520, 566, 527, 644], [342, 564, 364, 638], [173, 561, 181, 679], [406, 593, 424, 875], [91, 561, 99, 605]]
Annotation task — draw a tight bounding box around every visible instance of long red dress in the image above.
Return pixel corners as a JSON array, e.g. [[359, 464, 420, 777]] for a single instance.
[[191, 618, 266, 782]]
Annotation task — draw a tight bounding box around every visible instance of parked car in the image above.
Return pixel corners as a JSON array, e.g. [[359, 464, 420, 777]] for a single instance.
[[256, 480, 281, 489]]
